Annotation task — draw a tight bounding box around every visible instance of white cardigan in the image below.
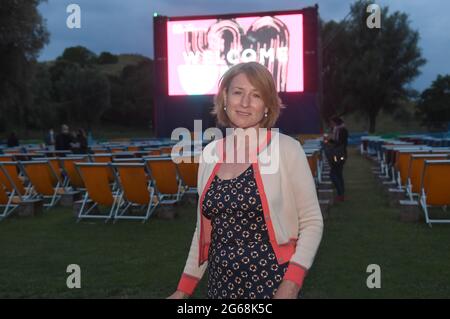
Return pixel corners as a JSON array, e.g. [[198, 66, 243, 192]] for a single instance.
[[177, 130, 323, 296]]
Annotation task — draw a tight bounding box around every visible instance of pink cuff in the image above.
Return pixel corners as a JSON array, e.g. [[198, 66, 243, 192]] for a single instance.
[[283, 262, 308, 288], [177, 273, 200, 296]]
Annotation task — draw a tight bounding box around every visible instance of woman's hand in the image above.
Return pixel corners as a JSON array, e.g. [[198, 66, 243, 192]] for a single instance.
[[273, 280, 300, 299], [167, 290, 189, 299]]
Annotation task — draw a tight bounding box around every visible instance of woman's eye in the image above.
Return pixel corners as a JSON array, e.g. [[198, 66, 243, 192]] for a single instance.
[[233, 91, 242, 95], [253, 94, 261, 98]]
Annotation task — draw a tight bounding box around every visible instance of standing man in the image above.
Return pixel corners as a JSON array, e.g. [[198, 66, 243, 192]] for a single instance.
[[55, 124, 73, 151], [327, 116, 349, 202]]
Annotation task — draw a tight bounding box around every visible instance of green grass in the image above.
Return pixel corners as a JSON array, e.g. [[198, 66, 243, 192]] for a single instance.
[[0, 147, 449, 298]]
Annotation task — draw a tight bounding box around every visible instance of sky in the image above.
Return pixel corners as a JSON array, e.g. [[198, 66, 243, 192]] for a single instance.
[[37, 0, 450, 92]]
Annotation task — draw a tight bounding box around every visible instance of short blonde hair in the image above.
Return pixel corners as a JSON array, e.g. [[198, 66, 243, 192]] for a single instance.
[[212, 62, 283, 128]]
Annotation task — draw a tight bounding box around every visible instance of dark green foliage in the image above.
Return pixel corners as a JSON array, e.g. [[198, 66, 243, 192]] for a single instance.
[[321, 0, 426, 132], [416, 74, 450, 130], [0, 0, 49, 133], [97, 52, 119, 65]]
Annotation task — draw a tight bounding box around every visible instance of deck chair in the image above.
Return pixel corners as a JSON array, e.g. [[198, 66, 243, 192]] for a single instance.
[[419, 160, 450, 226], [145, 157, 185, 205], [59, 156, 89, 190], [32, 157, 64, 185], [19, 160, 64, 209], [89, 153, 114, 182], [406, 154, 449, 201], [175, 156, 199, 195], [146, 149, 162, 156], [89, 153, 113, 163], [75, 163, 120, 222], [0, 172, 26, 220], [159, 147, 173, 156], [0, 161, 32, 198], [113, 158, 143, 163], [306, 153, 318, 180], [127, 146, 140, 152], [0, 155, 14, 162], [0, 182, 18, 220], [395, 150, 430, 189], [112, 163, 157, 222]]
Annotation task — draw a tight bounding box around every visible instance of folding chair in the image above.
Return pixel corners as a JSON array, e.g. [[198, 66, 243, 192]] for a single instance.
[[89, 153, 114, 182], [0, 177, 22, 221], [112, 163, 157, 222], [306, 153, 318, 181], [145, 157, 185, 205], [0, 155, 14, 162], [146, 149, 161, 156], [75, 163, 120, 222], [127, 146, 140, 152], [19, 160, 64, 209], [175, 156, 199, 195], [113, 158, 143, 163], [89, 153, 113, 163], [59, 156, 89, 190], [395, 149, 430, 189], [419, 160, 450, 226], [32, 157, 64, 184], [0, 161, 31, 198], [159, 147, 173, 156], [406, 154, 449, 201]]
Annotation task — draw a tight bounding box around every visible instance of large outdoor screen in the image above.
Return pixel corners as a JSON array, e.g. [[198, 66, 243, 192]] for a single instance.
[[167, 13, 304, 96]]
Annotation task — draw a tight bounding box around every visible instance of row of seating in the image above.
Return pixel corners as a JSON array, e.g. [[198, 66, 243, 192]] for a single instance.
[[0, 155, 199, 223], [1, 136, 328, 223], [362, 136, 450, 226]]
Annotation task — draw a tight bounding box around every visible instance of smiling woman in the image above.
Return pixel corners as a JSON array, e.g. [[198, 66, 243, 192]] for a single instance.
[[168, 62, 323, 300], [212, 62, 283, 129]]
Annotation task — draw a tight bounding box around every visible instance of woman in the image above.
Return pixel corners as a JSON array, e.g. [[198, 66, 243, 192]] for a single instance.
[[168, 62, 323, 299], [327, 116, 348, 202]]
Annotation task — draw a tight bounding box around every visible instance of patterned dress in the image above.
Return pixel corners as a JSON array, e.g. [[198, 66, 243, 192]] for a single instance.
[[202, 165, 288, 299]]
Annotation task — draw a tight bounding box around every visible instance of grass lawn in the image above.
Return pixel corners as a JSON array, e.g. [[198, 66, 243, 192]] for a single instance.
[[0, 147, 449, 298]]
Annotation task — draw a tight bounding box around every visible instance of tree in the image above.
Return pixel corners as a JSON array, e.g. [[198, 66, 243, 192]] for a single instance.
[[416, 75, 450, 130], [30, 63, 58, 129], [97, 52, 119, 64], [321, 0, 426, 132], [101, 59, 153, 128], [0, 0, 49, 132], [58, 46, 97, 67], [52, 65, 111, 129]]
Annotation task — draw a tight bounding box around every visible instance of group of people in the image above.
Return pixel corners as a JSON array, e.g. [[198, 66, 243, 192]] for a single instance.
[[4, 125, 88, 154], [45, 125, 88, 154]]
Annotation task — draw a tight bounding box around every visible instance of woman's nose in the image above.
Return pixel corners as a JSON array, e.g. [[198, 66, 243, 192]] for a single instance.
[[241, 93, 250, 107]]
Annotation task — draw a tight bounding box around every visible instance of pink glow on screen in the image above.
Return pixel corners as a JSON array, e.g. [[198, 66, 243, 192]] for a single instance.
[[167, 14, 303, 96]]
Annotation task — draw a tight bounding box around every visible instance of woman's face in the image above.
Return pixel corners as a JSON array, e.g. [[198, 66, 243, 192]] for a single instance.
[[224, 73, 268, 130]]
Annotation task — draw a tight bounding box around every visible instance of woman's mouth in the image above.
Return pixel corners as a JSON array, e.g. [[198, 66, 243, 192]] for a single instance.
[[236, 110, 251, 116]]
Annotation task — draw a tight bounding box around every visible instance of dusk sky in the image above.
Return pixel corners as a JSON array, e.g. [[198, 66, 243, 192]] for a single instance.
[[37, 0, 450, 92]]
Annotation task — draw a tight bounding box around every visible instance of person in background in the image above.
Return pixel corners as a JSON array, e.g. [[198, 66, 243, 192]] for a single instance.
[[71, 128, 88, 154], [44, 128, 55, 149], [327, 116, 349, 202], [7, 132, 19, 147], [55, 124, 73, 151]]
